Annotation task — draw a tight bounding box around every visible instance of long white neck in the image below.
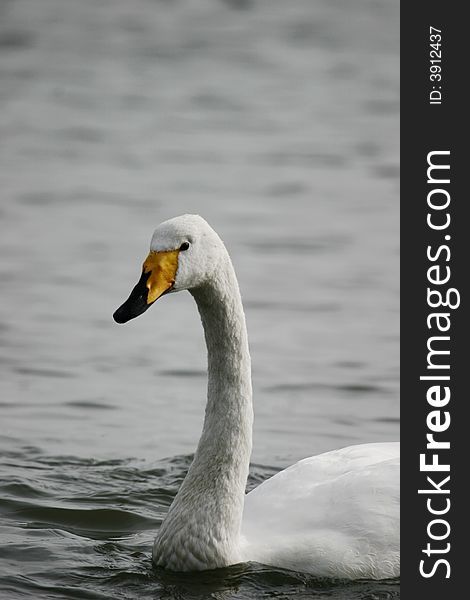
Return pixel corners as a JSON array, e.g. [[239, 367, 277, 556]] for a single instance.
[[153, 252, 253, 571]]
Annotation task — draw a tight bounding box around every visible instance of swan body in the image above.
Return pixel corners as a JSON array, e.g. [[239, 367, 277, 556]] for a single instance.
[[113, 214, 400, 579], [241, 442, 399, 579]]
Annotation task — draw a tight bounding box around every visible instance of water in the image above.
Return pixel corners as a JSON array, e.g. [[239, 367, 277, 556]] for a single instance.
[[0, 0, 399, 597]]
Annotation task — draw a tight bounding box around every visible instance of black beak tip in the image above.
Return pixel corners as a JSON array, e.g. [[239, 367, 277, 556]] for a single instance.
[[113, 270, 153, 324], [113, 305, 130, 324]]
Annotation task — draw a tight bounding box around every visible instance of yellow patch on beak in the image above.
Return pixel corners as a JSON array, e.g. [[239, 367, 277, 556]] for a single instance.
[[143, 250, 179, 304]]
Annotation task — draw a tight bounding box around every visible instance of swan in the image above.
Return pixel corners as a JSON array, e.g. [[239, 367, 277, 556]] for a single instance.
[[113, 214, 399, 579]]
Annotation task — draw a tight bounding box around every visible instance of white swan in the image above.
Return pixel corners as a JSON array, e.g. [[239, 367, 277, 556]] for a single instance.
[[113, 214, 399, 580]]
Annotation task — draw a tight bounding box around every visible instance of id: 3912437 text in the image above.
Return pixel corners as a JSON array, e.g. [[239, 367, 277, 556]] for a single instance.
[[429, 26, 442, 105]]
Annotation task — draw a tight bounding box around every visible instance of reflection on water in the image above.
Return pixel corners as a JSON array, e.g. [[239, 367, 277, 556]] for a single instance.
[[0, 0, 398, 598]]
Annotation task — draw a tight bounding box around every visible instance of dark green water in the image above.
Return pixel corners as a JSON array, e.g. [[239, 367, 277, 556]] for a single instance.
[[0, 451, 399, 599], [1, 0, 399, 597]]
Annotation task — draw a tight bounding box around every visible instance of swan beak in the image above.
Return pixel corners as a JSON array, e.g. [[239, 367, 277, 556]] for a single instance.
[[113, 250, 179, 324]]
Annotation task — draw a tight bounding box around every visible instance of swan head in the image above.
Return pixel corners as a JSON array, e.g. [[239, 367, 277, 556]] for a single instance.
[[113, 214, 224, 323]]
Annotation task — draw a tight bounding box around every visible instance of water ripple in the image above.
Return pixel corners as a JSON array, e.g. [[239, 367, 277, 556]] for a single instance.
[[0, 449, 399, 599]]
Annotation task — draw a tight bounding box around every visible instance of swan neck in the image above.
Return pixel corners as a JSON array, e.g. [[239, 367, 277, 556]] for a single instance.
[[192, 257, 253, 460], [153, 254, 253, 570]]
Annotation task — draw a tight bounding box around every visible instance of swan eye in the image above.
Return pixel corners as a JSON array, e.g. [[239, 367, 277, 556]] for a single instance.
[[179, 242, 190, 251]]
